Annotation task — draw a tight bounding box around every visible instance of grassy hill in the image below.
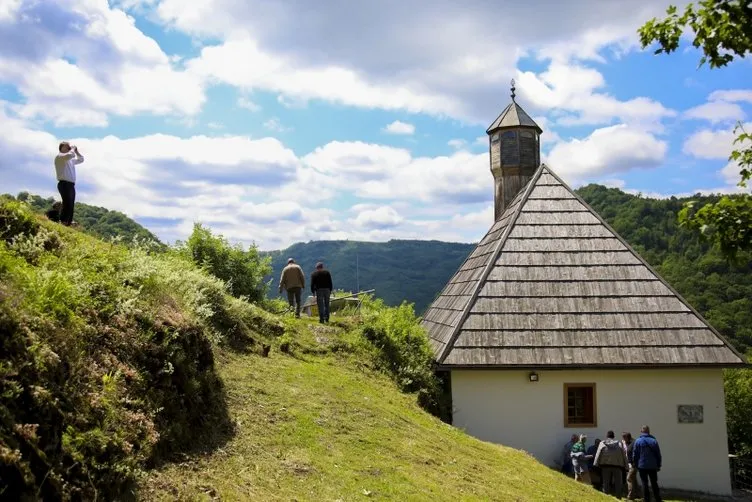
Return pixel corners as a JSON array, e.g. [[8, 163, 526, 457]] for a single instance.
[[144, 320, 606, 501], [0, 199, 609, 501], [265, 185, 752, 354], [4, 191, 162, 245]]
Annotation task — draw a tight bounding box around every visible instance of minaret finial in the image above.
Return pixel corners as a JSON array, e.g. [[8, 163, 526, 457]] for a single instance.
[[510, 79, 516, 101]]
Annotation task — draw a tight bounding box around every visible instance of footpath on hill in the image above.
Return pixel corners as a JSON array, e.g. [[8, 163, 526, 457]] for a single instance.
[[142, 318, 608, 502]]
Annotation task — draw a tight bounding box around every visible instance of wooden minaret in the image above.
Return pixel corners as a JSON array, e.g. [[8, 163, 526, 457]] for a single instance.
[[487, 80, 543, 220]]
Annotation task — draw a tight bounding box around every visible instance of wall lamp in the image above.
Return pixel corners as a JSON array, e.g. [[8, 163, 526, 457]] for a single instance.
[[528, 371, 539, 382]]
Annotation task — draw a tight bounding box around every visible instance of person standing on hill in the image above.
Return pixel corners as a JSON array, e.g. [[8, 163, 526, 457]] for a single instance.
[[594, 430, 628, 497], [631, 425, 662, 502], [570, 434, 592, 484], [278, 258, 305, 318], [54, 141, 84, 226], [310, 262, 333, 324]]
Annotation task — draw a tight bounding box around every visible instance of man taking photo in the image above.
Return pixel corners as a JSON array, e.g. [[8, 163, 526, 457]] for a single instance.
[[54, 141, 84, 226]]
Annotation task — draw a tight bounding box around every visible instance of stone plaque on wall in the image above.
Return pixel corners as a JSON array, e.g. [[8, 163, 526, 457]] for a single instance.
[[500, 131, 519, 165], [677, 404, 704, 424]]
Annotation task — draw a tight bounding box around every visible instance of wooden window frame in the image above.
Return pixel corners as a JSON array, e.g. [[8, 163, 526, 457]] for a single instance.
[[563, 383, 597, 428]]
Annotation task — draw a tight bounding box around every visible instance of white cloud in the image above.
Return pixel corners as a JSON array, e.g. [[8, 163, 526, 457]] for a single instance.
[[0, 1, 205, 126], [684, 101, 745, 124], [683, 89, 751, 125], [383, 120, 415, 135], [237, 96, 261, 111], [708, 89, 752, 104], [448, 139, 466, 149], [682, 123, 752, 187], [517, 64, 676, 129], [145, 0, 680, 126], [263, 117, 292, 133], [682, 122, 751, 160], [353, 206, 404, 229], [546, 124, 667, 178]]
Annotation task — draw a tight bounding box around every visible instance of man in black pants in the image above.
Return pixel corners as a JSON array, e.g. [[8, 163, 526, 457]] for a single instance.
[[631, 425, 662, 502], [54, 141, 84, 226], [310, 262, 333, 324]]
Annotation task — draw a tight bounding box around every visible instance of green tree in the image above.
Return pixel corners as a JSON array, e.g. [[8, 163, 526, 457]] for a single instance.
[[724, 364, 752, 458], [638, 0, 752, 257], [180, 223, 271, 303]]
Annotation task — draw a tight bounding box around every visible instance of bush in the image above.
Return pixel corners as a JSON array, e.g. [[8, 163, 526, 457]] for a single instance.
[[178, 223, 271, 303], [725, 363, 752, 459], [359, 296, 448, 418]]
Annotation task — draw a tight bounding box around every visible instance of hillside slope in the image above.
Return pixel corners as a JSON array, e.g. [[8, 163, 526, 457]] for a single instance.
[[144, 320, 608, 502], [7, 192, 162, 244]]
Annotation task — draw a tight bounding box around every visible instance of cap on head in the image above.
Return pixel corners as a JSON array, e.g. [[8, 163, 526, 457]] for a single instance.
[[287, 258, 295, 264], [316, 262, 323, 269]]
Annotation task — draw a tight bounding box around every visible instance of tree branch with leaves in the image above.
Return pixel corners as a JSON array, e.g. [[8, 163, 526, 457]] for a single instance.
[[638, 0, 752, 257]]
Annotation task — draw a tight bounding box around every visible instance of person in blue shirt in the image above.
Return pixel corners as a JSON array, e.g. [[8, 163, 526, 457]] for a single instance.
[[631, 425, 662, 502]]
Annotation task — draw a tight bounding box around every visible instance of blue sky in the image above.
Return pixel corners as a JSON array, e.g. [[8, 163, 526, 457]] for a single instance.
[[0, 0, 749, 250]]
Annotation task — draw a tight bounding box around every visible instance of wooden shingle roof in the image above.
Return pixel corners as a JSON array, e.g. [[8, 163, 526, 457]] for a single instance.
[[486, 102, 542, 134], [422, 164, 747, 369]]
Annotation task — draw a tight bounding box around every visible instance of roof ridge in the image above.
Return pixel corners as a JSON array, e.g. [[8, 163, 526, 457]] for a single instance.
[[540, 166, 747, 365], [437, 163, 548, 364]]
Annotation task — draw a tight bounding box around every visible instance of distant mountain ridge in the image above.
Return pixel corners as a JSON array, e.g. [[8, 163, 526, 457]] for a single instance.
[[262, 239, 474, 310], [265, 184, 752, 354]]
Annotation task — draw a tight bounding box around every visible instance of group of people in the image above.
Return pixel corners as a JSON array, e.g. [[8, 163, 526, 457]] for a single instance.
[[560, 425, 662, 502], [278, 258, 334, 324]]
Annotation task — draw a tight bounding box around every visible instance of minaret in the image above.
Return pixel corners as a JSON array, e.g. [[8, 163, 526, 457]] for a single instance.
[[487, 80, 543, 220]]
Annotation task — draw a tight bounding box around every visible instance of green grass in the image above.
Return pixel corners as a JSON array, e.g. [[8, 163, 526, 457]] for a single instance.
[[142, 319, 610, 502]]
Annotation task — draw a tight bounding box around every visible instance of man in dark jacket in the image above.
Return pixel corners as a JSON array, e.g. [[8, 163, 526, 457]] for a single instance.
[[622, 432, 641, 500], [631, 425, 662, 502], [310, 262, 333, 324]]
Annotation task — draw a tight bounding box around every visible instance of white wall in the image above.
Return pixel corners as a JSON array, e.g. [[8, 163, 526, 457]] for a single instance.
[[451, 368, 731, 495]]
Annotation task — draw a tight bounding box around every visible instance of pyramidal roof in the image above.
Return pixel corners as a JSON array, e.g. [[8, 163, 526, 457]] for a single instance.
[[486, 101, 542, 134], [422, 164, 746, 369]]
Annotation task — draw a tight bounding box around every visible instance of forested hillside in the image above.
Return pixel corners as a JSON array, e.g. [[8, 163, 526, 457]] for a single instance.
[[4, 192, 162, 245], [267, 185, 752, 354]]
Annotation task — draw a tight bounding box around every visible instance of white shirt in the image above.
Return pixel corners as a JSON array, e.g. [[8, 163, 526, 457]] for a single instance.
[[54, 150, 84, 183]]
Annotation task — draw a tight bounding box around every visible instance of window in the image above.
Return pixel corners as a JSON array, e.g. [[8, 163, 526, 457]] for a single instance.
[[564, 383, 597, 427]]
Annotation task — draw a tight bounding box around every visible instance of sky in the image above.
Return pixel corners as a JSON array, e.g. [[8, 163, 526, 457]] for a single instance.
[[0, 0, 750, 250]]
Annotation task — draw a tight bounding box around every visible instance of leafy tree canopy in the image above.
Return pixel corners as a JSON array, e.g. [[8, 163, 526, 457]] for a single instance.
[[638, 0, 752, 256]]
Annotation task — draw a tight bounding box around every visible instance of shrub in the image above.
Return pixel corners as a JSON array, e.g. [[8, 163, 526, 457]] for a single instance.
[[359, 296, 448, 417], [178, 223, 271, 303]]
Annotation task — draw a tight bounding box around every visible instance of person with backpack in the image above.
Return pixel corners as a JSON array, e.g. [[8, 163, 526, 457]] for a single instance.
[[278, 258, 305, 318], [594, 430, 628, 497], [631, 425, 662, 502]]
